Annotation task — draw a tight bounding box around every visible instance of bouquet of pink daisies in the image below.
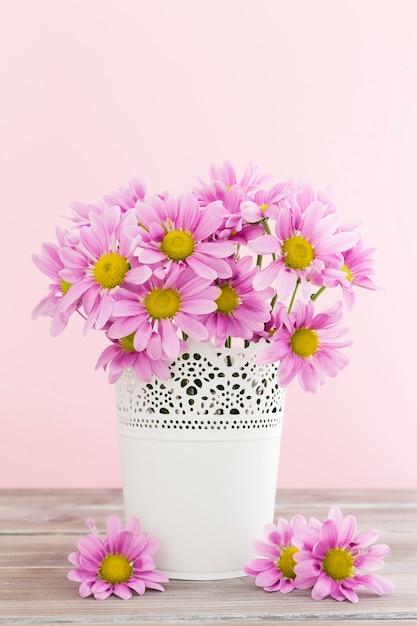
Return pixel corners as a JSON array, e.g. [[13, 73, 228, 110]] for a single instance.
[[32, 161, 379, 393]]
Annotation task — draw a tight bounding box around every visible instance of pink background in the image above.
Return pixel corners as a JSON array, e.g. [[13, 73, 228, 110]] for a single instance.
[[1, 0, 416, 489]]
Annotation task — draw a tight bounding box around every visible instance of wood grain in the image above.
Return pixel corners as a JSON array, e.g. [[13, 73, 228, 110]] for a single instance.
[[0, 489, 416, 624]]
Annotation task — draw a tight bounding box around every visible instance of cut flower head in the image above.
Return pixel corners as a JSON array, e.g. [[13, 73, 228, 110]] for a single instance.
[[244, 514, 321, 593], [32, 161, 380, 392], [293, 506, 394, 603], [67, 515, 168, 600]]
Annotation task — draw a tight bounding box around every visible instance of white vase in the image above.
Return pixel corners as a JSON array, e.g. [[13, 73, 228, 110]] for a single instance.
[[115, 340, 285, 580]]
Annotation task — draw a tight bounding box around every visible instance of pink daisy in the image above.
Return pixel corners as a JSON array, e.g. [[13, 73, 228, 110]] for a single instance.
[[254, 300, 289, 342], [194, 160, 272, 208], [202, 256, 274, 346], [327, 238, 381, 311], [295, 180, 339, 216], [293, 506, 394, 603], [257, 300, 352, 393], [250, 196, 359, 299], [101, 176, 147, 212], [68, 515, 168, 600], [96, 335, 171, 383], [31, 228, 80, 336], [195, 161, 277, 243], [56, 206, 151, 334], [108, 265, 220, 361], [135, 192, 235, 280], [69, 176, 147, 225], [244, 515, 321, 593], [240, 180, 295, 223]]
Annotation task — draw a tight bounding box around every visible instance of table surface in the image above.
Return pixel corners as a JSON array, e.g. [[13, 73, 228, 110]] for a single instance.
[[0, 489, 416, 625]]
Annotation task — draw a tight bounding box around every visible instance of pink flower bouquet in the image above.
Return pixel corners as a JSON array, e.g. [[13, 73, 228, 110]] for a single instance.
[[32, 161, 379, 393]]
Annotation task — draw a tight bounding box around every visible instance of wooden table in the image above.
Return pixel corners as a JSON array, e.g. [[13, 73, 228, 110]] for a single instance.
[[0, 489, 415, 625]]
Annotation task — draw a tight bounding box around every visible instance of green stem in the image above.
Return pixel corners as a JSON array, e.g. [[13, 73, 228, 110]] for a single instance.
[[310, 286, 327, 302], [263, 219, 272, 235], [287, 279, 301, 314]]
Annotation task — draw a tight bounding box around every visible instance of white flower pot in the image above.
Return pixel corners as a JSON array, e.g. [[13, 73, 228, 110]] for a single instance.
[[115, 340, 285, 580]]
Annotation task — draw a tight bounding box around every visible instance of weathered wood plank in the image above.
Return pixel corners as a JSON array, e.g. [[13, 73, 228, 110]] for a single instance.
[[0, 567, 413, 621], [3, 616, 416, 625], [4, 617, 413, 626], [3, 623, 417, 626], [0, 531, 413, 568], [0, 489, 124, 534], [1, 489, 416, 533]]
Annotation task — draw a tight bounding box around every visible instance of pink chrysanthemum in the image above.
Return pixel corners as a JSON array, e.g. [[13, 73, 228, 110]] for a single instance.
[[31, 228, 80, 336], [68, 515, 168, 600], [202, 256, 274, 346], [102, 176, 147, 211], [244, 515, 321, 593], [240, 180, 295, 223], [194, 161, 274, 243], [293, 506, 394, 603], [336, 239, 380, 311], [250, 198, 359, 299], [70, 176, 147, 225], [96, 336, 171, 383], [257, 300, 351, 393], [108, 265, 220, 361], [194, 160, 272, 208], [295, 180, 340, 217], [252, 300, 288, 342], [56, 206, 151, 334], [135, 192, 235, 280]]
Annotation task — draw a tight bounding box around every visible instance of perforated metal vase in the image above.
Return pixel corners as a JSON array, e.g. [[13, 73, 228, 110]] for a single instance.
[[115, 339, 285, 580]]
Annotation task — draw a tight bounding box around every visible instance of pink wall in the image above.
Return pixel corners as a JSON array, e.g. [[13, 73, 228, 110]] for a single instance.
[[1, 0, 416, 489]]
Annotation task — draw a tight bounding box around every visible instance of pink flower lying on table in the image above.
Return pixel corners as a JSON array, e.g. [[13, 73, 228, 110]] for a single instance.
[[68, 515, 168, 600], [293, 506, 394, 603], [244, 514, 321, 593], [245, 507, 394, 603]]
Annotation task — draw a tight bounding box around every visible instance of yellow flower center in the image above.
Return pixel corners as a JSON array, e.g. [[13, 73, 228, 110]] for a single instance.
[[120, 334, 136, 352], [93, 253, 130, 289], [342, 263, 353, 282], [322, 548, 354, 581], [290, 328, 319, 358], [99, 554, 133, 585], [215, 284, 240, 314], [277, 546, 299, 580], [160, 230, 195, 261], [282, 236, 314, 270], [260, 203, 269, 212], [61, 279, 71, 294], [145, 288, 181, 319]]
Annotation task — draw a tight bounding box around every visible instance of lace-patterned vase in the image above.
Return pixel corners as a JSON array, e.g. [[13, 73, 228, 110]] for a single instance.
[[115, 339, 285, 580]]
